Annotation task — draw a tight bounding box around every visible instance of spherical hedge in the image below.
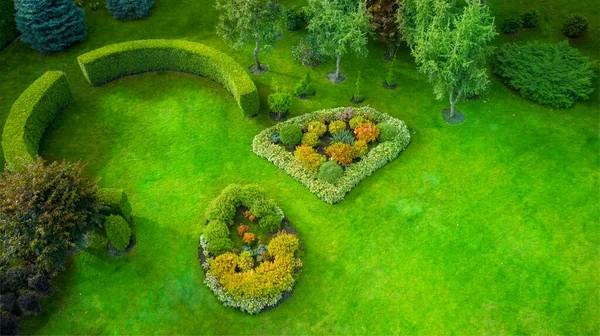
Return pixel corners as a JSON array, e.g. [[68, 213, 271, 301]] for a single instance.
[[318, 161, 344, 184], [280, 124, 302, 147]]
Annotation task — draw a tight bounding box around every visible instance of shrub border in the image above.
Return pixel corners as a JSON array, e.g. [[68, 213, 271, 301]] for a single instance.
[[252, 107, 411, 204], [77, 39, 260, 117], [2, 71, 72, 169]]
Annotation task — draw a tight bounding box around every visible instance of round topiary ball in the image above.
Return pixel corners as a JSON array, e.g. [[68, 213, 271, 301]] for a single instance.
[[318, 161, 344, 185], [562, 14, 589, 38], [105, 214, 132, 252], [280, 124, 302, 147], [378, 123, 399, 142], [106, 0, 155, 20], [521, 9, 540, 29]]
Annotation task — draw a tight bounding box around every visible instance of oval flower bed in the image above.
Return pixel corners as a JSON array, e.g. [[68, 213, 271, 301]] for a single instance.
[[198, 184, 303, 314], [252, 107, 411, 204]]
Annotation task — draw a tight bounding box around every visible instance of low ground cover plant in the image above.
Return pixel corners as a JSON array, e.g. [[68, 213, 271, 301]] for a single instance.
[[252, 107, 410, 204], [199, 185, 302, 314]]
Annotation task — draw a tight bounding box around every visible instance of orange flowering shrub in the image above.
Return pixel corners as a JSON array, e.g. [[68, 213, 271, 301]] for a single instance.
[[237, 224, 249, 237], [294, 145, 326, 173], [243, 210, 256, 221], [242, 232, 256, 244], [354, 122, 380, 143], [325, 143, 355, 166]]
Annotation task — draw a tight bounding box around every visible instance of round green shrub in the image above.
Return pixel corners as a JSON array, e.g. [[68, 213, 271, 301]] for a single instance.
[[521, 9, 540, 29], [562, 14, 589, 38], [105, 214, 132, 252], [302, 132, 320, 147], [280, 124, 302, 147], [349, 115, 367, 129], [107, 0, 154, 20], [318, 161, 344, 185], [260, 214, 282, 232], [501, 14, 522, 34], [378, 123, 399, 142], [328, 120, 347, 134]]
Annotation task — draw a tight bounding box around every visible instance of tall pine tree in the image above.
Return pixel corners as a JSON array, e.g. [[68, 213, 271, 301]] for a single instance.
[[14, 0, 87, 53]]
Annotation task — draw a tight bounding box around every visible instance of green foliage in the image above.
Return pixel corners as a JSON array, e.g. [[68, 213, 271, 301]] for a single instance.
[[259, 214, 281, 232], [331, 130, 355, 145], [294, 145, 326, 173], [0, 157, 104, 273], [562, 14, 589, 38], [291, 37, 324, 67], [96, 188, 133, 222], [521, 9, 540, 29], [294, 72, 316, 98], [280, 124, 302, 147], [318, 161, 344, 184], [353, 71, 364, 102], [385, 57, 397, 86], [353, 139, 368, 157], [77, 40, 259, 117], [301, 132, 320, 147], [378, 122, 399, 142], [2, 71, 71, 170], [268, 86, 293, 115], [105, 215, 132, 252], [368, 0, 401, 58], [349, 115, 367, 129], [328, 120, 347, 134], [493, 41, 596, 108], [284, 7, 304, 31], [306, 121, 327, 137], [14, 0, 87, 52], [501, 14, 522, 34], [0, 0, 18, 50], [106, 0, 154, 20]]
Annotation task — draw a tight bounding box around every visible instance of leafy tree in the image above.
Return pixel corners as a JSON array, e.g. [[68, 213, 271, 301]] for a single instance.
[[106, 0, 155, 20], [215, 0, 283, 72], [399, 0, 496, 120], [368, 0, 401, 59], [0, 158, 104, 274], [306, 0, 370, 83], [14, 0, 87, 52]]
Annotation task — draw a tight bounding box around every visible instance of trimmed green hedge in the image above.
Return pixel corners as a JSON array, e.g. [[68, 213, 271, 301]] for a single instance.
[[96, 188, 133, 222], [0, 0, 18, 50], [77, 39, 260, 117], [2, 71, 71, 169]]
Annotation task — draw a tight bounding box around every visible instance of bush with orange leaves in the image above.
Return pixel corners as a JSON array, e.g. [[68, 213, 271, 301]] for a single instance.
[[354, 121, 380, 143], [243, 210, 256, 221], [294, 145, 326, 173], [208, 232, 301, 303], [237, 224, 249, 237], [325, 143, 355, 166], [242, 232, 256, 244]]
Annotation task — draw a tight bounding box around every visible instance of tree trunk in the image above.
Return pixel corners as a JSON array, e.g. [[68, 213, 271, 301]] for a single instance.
[[449, 89, 461, 118], [335, 53, 341, 80], [254, 38, 261, 69]]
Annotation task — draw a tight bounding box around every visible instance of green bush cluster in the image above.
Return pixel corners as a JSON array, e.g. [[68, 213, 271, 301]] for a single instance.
[[2, 71, 72, 169], [501, 14, 522, 34], [378, 122, 399, 142], [96, 188, 133, 222], [318, 161, 344, 185], [268, 89, 292, 115], [77, 39, 259, 117], [252, 107, 411, 204], [493, 41, 596, 108], [280, 124, 302, 147], [284, 7, 304, 31], [0, 0, 19, 50], [521, 9, 540, 29], [203, 185, 285, 255], [105, 214, 132, 252], [562, 14, 589, 38], [294, 72, 316, 98]]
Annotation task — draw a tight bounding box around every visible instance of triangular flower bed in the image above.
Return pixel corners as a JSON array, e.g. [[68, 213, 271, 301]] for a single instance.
[[198, 184, 303, 314], [252, 107, 411, 204]]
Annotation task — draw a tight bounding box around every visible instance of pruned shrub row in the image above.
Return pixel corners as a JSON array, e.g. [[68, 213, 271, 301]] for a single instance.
[[2, 71, 72, 169], [77, 39, 260, 117]]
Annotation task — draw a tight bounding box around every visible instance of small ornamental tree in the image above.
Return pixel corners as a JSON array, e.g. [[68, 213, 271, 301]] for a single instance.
[[368, 0, 402, 59], [106, 0, 155, 20], [294, 72, 316, 98], [352, 71, 365, 103], [400, 0, 497, 122], [14, 0, 87, 53], [306, 0, 370, 83], [0, 158, 104, 274], [215, 0, 283, 73], [384, 56, 397, 88]]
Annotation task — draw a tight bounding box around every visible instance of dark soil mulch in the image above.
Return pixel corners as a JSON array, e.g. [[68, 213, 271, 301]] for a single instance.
[[108, 234, 136, 257], [327, 72, 346, 84], [442, 108, 466, 125], [383, 81, 397, 90], [248, 64, 269, 75], [351, 96, 365, 104], [270, 111, 289, 121]]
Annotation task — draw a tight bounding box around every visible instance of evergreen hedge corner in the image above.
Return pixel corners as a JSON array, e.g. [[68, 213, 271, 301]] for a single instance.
[[96, 188, 133, 222], [106, 0, 155, 20], [14, 0, 87, 53], [105, 214, 132, 252], [2, 71, 72, 169], [0, 0, 19, 50], [77, 40, 260, 117]]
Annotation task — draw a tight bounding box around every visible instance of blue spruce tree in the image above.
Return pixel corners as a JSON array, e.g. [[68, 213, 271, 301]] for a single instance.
[[106, 0, 155, 20], [14, 0, 87, 53]]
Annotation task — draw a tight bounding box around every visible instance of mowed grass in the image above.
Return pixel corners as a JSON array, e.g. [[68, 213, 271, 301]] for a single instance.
[[0, 0, 598, 334]]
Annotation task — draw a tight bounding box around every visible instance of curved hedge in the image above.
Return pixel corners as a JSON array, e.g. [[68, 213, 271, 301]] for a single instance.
[[2, 71, 71, 169], [77, 39, 260, 117]]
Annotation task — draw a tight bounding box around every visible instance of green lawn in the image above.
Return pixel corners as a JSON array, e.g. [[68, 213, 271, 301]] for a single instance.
[[0, 0, 598, 334]]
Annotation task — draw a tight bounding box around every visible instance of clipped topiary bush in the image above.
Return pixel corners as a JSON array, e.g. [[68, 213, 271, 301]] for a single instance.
[[2, 71, 71, 169], [77, 40, 259, 117], [279, 124, 302, 147], [521, 9, 540, 29], [318, 161, 344, 184], [106, 0, 154, 20], [378, 122, 399, 142], [562, 14, 589, 38], [501, 14, 522, 34], [105, 214, 132, 252], [96, 188, 133, 221], [493, 41, 596, 108]]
